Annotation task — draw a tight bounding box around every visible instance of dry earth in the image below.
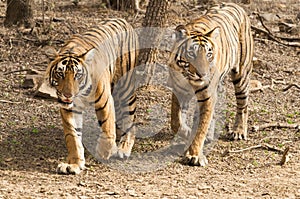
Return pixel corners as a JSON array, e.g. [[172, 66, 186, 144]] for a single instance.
[[0, 0, 299, 198]]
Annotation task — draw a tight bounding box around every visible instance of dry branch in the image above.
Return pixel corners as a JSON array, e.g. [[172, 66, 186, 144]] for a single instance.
[[281, 83, 300, 92], [227, 144, 262, 153], [227, 143, 285, 154], [251, 14, 300, 47], [0, 99, 21, 104], [3, 69, 34, 75], [279, 147, 290, 166], [225, 143, 291, 166], [256, 13, 300, 42], [252, 122, 300, 132], [250, 79, 271, 92], [251, 26, 300, 48]]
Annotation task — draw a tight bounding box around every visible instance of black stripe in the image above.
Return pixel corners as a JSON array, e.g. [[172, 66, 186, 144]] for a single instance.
[[129, 107, 136, 115], [82, 84, 92, 96], [197, 97, 210, 103], [95, 98, 109, 112], [237, 105, 248, 109], [127, 32, 132, 71], [64, 133, 76, 139], [98, 118, 108, 126], [62, 108, 82, 115], [120, 124, 134, 137], [75, 128, 82, 132], [232, 77, 242, 85], [79, 76, 88, 91], [119, 79, 134, 98], [237, 69, 251, 89], [128, 96, 136, 106], [236, 95, 248, 100], [235, 89, 246, 96], [195, 84, 209, 94], [94, 84, 105, 104], [121, 93, 135, 106]]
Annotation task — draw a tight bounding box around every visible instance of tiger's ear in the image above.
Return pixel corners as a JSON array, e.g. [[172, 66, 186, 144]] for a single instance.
[[43, 46, 58, 61], [205, 27, 220, 39], [82, 48, 96, 65], [173, 25, 188, 41]]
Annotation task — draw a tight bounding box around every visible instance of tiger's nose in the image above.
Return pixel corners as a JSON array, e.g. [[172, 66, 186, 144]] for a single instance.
[[63, 93, 72, 98]]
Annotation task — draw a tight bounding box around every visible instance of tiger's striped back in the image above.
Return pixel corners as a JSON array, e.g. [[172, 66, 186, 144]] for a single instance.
[[169, 3, 253, 166]]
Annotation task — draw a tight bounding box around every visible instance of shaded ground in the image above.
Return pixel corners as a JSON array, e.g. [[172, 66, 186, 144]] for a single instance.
[[0, 0, 299, 198]]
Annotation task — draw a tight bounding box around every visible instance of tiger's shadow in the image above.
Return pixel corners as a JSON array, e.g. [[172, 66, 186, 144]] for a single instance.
[[0, 126, 66, 174]]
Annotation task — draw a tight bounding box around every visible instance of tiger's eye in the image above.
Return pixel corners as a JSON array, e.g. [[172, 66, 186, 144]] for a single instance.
[[187, 51, 195, 58], [75, 73, 83, 79], [207, 52, 213, 58], [56, 71, 64, 78]]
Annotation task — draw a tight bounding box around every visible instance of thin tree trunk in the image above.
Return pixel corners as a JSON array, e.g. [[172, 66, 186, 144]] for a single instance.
[[108, 0, 140, 11], [138, 0, 171, 85], [4, 0, 34, 28]]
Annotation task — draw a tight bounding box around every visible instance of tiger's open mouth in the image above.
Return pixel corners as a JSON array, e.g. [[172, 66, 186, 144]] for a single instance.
[[58, 98, 73, 105]]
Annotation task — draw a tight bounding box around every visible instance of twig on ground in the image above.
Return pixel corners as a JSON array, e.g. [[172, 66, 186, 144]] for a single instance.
[[252, 122, 300, 132], [225, 143, 291, 165], [0, 99, 21, 104], [251, 21, 300, 48], [281, 83, 300, 92], [227, 144, 262, 153], [250, 79, 271, 92], [279, 147, 291, 166], [256, 13, 273, 35], [3, 69, 33, 75], [252, 25, 300, 48], [3, 68, 42, 76], [227, 143, 285, 154], [256, 13, 300, 43]]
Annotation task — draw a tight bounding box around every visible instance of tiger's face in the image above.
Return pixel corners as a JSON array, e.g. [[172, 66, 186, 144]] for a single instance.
[[45, 47, 96, 108], [48, 56, 87, 108], [171, 25, 220, 86]]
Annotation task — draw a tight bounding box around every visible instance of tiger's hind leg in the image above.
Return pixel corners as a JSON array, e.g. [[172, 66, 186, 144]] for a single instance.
[[57, 108, 85, 175], [171, 93, 192, 143], [230, 66, 251, 140], [230, 18, 253, 140], [115, 94, 136, 159]]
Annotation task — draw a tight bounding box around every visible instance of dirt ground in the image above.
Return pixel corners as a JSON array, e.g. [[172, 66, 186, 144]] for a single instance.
[[0, 0, 299, 198]]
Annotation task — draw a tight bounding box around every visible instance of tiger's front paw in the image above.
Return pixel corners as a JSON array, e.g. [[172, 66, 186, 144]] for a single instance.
[[96, 137, 118, 160], [181, 152, 208, 167], [117, 141, 134, 159], [230, 128, 247, 140], [57, 162, 84, 175], [113, 132, 135, 159]]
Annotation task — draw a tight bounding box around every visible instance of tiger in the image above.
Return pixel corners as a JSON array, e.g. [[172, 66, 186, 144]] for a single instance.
[[169, 2, 254, 166], [44, 18, 139, 174]]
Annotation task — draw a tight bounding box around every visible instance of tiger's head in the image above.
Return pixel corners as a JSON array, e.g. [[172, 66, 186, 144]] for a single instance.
[[45, 47, 95, 108], [170, 25, 220, 86]]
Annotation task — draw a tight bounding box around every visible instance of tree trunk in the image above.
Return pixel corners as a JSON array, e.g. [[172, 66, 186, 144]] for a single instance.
[[108, 0, 141, 11], [4, 0, 34, 28], [138, 0, 171, 85]]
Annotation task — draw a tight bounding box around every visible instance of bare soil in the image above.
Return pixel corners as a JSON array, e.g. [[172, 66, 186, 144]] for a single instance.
[[0, 0, 299, 198]]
